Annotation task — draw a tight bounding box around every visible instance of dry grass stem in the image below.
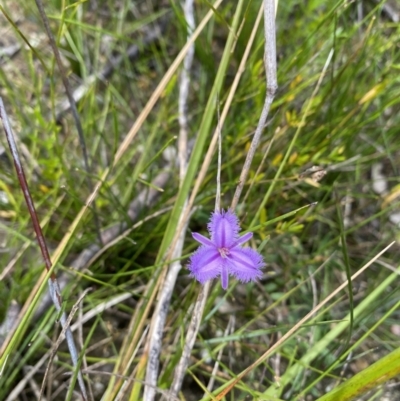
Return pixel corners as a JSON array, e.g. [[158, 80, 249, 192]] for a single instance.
[[169, 281, 211, 399], [144, 2, 194, 398], [231, 0, 278, 210], [143, 214, 189, 401]]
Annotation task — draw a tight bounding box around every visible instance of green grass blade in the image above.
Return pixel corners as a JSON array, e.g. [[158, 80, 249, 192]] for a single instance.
[[316, 346, 400, 401]]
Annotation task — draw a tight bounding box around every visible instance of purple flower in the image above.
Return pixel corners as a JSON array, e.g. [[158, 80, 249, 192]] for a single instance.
[[188, 209, 264, 290]]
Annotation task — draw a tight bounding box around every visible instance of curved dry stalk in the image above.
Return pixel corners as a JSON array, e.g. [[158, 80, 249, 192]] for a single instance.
[[231, 0, 278, 210], [143, 211, 190, 401], [143, 1, 195, 399], [169, 281, 211, 398], [178, 0, 195, 184]]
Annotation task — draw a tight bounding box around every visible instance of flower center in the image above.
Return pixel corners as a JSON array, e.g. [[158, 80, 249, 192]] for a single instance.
[[218, 247, 230, 258]]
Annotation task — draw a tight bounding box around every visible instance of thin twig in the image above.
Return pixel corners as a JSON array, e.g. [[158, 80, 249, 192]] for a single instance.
[[143, 213, 190, 401], [26, 367, 48, 401], [0, 97, 88, 400], [34, 0, 102, 245], [178, 2, 195, 184], [143, 2, 195, 399], [231, 0, 278, 210], [169, 281, 211, 398]]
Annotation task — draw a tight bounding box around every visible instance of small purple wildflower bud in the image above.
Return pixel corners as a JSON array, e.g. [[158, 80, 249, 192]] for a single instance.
[[188, 209, 264, 290]]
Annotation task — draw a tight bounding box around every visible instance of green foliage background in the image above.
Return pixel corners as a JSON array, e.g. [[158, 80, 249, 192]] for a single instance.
[[0, 0, 399, 400]]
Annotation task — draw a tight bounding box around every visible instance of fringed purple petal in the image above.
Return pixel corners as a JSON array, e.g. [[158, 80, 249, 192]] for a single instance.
[[208, 209, 240, 248], [232, 232, 253, 248], [228, 247, 264, 283], [192, 232, 215, 247], [188, 246, 221, 284]]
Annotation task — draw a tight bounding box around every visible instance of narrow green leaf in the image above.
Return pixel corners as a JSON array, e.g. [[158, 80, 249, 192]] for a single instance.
[[316, 346, 400, 401]]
